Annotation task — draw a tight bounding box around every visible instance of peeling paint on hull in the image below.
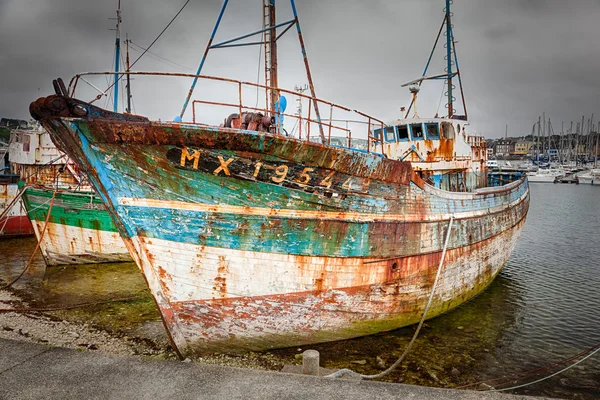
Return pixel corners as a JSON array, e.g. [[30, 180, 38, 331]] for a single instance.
[[21, 186, 131, 266], [38, 111, 530, 356]]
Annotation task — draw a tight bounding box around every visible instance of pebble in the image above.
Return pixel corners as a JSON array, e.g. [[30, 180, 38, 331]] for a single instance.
[[477, 383, 495, 391], [350, 360, 366, 365], [376, 356, 386, 369]]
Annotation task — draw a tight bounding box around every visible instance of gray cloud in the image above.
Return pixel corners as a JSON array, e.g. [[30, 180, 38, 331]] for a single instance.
[[1, 0, 599, 138]]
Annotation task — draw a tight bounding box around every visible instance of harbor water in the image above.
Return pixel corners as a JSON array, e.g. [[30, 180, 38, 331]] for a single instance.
[[1, 183, 598, 399]]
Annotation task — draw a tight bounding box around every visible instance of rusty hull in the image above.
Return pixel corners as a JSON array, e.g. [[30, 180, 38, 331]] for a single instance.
[[32, 95, 530, 356]]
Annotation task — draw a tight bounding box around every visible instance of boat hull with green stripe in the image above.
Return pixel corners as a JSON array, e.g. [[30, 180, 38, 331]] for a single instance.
[[21, 186, 131, 265]]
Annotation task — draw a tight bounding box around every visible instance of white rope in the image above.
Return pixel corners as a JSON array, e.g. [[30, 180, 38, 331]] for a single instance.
[[325, 216, 455, 380]]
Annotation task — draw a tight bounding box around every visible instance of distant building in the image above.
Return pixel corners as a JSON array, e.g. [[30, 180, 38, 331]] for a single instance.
[[495, 139, 515, 157], [513, 140, 533, 156], [0, 118, 29, 130]]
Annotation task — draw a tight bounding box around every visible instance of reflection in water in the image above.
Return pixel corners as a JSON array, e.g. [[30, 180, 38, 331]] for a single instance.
[[1, 184, 599, 398]]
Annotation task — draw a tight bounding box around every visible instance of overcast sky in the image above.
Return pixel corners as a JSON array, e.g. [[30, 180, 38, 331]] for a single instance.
[[1, 0, 599, 138]]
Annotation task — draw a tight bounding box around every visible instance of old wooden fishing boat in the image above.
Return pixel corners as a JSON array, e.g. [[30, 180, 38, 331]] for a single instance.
[[21, 185, 131, 265], [8, 125, 130, 265], [0, 174, 33, 237], [30, 0, 528, 356]]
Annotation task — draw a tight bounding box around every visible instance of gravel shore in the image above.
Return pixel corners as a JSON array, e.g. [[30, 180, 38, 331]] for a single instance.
[[0, 288, 291, 371]]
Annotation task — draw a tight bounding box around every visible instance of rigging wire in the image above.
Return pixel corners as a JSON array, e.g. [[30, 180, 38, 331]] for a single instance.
[[129, 41, 194, 72], [255, 30, 264, 108], [91, 0, 191, 104]]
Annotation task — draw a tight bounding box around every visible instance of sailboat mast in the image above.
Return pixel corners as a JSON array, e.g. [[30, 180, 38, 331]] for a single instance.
[[445, 0, 453, 118], [594, 122, 600, 168], [265, 0, 279, 113], [536, 116, 540, 161], [113, 1, 122, 113]]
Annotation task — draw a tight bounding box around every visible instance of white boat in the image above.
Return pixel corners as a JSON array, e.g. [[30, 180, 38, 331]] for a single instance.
[[526, 168, 564, 183], [577, 169, 600, 185]]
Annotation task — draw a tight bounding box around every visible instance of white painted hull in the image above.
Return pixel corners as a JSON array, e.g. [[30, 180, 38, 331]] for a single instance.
[[577, 176, 600, 185], [130, 217, 525, 353], [527, 175, 557, 183], [30, 221, 131, 266]]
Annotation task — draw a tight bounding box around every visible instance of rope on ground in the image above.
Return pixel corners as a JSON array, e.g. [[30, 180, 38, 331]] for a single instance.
[[489, 345, 600, 392], [0, 295, 146, 314], [0, 190, 56, 290], [325, 216, 455, 380]]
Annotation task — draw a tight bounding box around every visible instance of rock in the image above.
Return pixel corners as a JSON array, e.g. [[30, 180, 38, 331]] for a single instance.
[[427, 371, 440, 382], [477, 383, 495, 391], [457, 326, 464, 330], [350, 360, 366, 365], [376, 356, 386, 369], [451, 367, 461, 377], [182, 358, 192, 363]]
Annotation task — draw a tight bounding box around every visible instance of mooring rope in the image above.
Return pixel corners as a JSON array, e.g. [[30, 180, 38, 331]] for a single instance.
[[456, 343, 600, 390], [0, 190, 56, 290], [489, 345, 600, 392], [325, 216, 455, 380]]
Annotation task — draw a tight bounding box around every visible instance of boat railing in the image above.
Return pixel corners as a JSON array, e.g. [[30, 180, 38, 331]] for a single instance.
[[67, 72, 387, 155]]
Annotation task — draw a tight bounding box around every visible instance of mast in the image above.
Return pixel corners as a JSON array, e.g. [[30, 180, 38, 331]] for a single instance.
[[445, 0, 453, 118], [112, 1, 122, 113], [594, 121, 600, 169], [536, 116, 540, 161], [542, 112, 546, 158], [125, 33, 132, 113], [575, 115, 584, 165], [265, 0, 279, 113]]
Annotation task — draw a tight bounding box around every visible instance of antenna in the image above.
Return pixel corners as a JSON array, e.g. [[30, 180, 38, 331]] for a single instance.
[[294, 84, 308, 138]]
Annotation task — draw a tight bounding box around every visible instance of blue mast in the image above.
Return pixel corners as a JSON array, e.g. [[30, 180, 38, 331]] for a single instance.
[[445, 0, 453, 118], [113, 1, 122, 113]]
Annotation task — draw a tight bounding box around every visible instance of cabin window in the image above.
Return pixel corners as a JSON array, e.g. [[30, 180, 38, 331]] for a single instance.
[[384, 126, 395, 143], [441, 122, 455, 139], [425, 123, 440, 140], [22, 134, 30, 152], [396, 125, 409, 141], [410, 123, 424, 140], [373, 128, 383, 143]]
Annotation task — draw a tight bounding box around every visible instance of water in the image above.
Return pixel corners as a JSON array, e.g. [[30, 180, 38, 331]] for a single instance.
[[1, 183, 599, 398]]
